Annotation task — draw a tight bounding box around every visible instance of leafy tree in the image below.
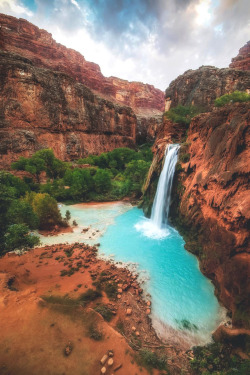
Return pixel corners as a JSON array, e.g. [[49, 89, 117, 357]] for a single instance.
[[6, 200, 39, 229], [125, 160, 151, 195], [11, 149, 67, 181], [24, 192, 62, 229], [93, 169, 112, 193], [214, 90, 250, 107], [4, 224, 40, 252]]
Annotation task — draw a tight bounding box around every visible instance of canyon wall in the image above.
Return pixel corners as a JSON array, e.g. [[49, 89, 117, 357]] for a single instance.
[[145, 102, 250, 329], [229, 41, 250, 71], [0, 50, 137, 169], [165, 66, 250, 112], [0, 13, 164, 115]]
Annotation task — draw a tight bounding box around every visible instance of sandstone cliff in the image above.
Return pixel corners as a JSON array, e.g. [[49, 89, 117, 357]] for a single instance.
[[0, 13, 164, 116], [145, 103, 250, 329], [229, 41, 250, 71], [165, 66, 250, 112], [0, 50, 137, 169]]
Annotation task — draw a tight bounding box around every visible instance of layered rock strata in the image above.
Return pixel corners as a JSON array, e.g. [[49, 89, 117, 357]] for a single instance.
[[165, 66, 250, 111], [0, 50, 137, 169], [229, 41, 250, 71], [146, 103, 250, 329], [0, 13, 164, 115]]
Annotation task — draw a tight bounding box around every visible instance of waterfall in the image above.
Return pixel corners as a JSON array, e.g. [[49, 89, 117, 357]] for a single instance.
[[151, 144, 180, 228], [135, 144, 179, 239]]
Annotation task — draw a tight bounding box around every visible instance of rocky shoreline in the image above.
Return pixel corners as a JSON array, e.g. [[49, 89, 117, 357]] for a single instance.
[[0, 242, 192, 374]]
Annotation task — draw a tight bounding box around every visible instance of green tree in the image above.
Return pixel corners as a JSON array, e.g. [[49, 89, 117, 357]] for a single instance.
[[7, 200, 39, 229], [4, 224, 40, 252], [125, 160, 151, 196], [93, 169, 112, 193], [24, 192, 62, 229]]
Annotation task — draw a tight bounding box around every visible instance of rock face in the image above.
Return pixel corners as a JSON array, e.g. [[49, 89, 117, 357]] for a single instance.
[[159, 103, 250, 329], [0, 13, 164, 115], [229, 41, 250, 71], [0, 50, 136, 168], [165, 66, 250, 111]]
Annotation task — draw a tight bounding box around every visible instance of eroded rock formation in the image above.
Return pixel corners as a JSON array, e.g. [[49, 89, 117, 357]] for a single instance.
[[0, 13, 164, 115], [165, 66, 250, 111], [229, 41, 250, 71], [0, 50, 137, 168], [145, 103, 250, 329]]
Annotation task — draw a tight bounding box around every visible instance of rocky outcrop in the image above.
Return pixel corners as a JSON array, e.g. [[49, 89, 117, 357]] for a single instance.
[[0, 50, 137, 169], [0, 13, 164, 116], [144, 102, 250, 329], [165, 66, 250, 111], [229, 41, 250, 71], [171, 103, 250, 329]]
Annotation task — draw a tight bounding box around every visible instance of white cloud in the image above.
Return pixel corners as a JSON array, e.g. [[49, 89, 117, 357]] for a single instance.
[[0, 0, 33, 17]]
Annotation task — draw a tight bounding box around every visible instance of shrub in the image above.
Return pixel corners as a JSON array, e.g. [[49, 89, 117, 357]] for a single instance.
[[4, 224, 40, 252], [164, 105, 201, 125], [214, 91, 250, 107], [88, 324, 103, 340], [104, 281, 118, 300], [94, 304, 113, 321], [79, 289, 102, 302], [137, 349, 167, 371]]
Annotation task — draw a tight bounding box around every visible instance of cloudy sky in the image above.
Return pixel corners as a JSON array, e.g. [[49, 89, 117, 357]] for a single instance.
[[0, 0, 249, 90]]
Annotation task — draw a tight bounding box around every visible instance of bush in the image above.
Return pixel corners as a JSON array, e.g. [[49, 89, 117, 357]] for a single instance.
[[94, 304, 113, 321], [104, 281, 118, 300], [214, 91, 250, 107], [88, 324, 103, 341], [164, 105, 201, 125], [79, 289, 102, 302], [23, 192, 62, 229], [138, 349, 167, 371], [4, 224, 40, 252]]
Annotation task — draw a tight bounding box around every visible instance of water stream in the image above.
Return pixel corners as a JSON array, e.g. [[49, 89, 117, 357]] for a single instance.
[[39, 145, 226, 347]]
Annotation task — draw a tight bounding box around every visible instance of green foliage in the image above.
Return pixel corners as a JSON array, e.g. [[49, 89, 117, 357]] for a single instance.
[[124, 159, 151, 196], [4, 224, 40, 252], [23, 192, 62, 229], [104, 281, 118, 300], [88, 324, 103, 341], [137, 349, 167, 372], [191, 342, 249, 374], [79, 289, 102, 303], [93, 169, 112, 193], [214, 91, 250, 107], [6, 200, 39, 229], [11, 149, 67, 181], [94, 304, 113, 321], [164, 105, 201, 125]]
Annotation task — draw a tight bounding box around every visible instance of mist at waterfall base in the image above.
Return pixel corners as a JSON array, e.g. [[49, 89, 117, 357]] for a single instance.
[[39, 145, 225, 347], [100, 144, 225, 346]]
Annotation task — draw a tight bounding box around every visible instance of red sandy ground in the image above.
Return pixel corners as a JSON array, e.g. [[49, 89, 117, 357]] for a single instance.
[[0, 243, 191, 375]]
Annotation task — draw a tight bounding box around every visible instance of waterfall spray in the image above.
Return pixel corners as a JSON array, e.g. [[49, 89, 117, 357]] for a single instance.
[[151, 144, 180, 228], [135, 144, 180, 239]]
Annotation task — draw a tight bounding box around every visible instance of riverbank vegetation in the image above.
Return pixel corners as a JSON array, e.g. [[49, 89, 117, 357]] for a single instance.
[[0, 146, 152, 255]]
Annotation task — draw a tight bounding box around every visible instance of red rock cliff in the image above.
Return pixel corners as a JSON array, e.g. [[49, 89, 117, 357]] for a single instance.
[[0, 50, 137, 169], [165, 66, 250, 111], [147, 103, 250, 329], [229, 41, 250, 71], [0, 13, 164, 115]]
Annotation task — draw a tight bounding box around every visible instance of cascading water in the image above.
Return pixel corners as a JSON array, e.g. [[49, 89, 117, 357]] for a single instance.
[[135, 144, 180, 239], [151, 144, 180, 228]]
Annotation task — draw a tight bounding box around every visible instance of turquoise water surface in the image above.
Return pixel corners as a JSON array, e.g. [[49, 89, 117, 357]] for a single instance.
[[99, 207, 225, 347], [39, 202, 225, 347]]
